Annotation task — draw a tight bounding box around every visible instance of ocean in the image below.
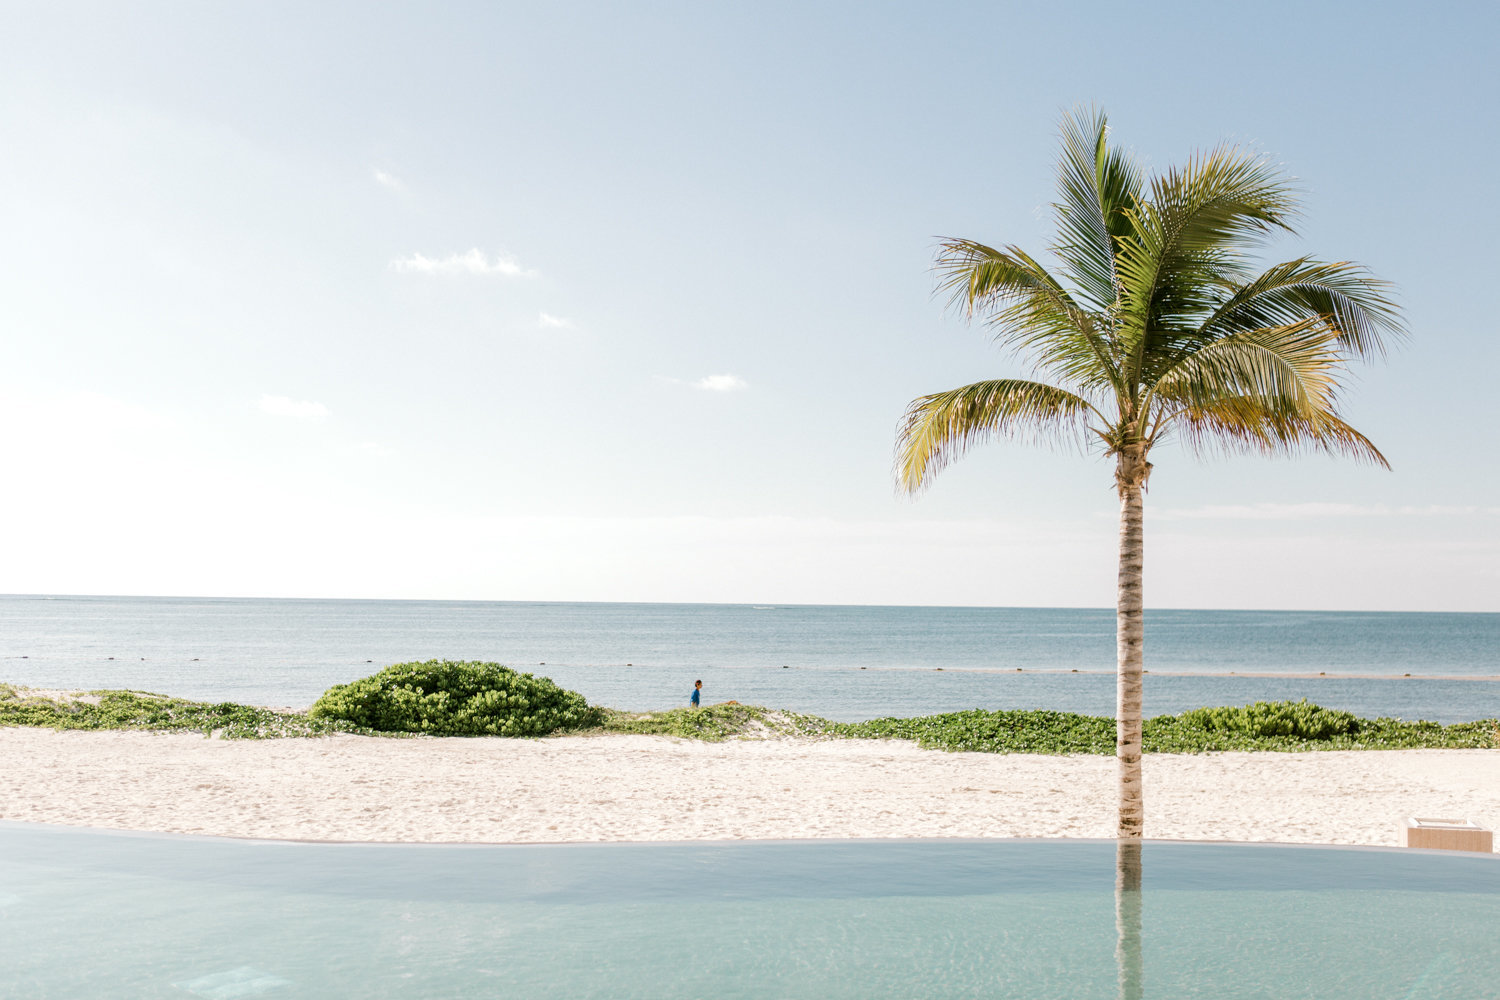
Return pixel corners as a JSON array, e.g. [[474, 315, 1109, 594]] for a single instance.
[[2, 595, 1497, 722]]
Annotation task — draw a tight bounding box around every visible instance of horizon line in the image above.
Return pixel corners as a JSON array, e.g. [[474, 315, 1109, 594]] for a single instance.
[[0, 592, 1494, 617]]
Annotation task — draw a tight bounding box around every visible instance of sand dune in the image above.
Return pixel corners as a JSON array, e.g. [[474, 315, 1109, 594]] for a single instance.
[[1, 727, 1495, 848]]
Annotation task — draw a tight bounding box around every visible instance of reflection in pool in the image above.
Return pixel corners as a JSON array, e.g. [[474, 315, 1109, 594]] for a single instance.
[[1, 823, 1496, 999]]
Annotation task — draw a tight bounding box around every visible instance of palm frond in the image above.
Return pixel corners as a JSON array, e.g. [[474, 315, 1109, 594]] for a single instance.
[[897, 379, 1095, 493], [1196, 257, 1404, 358], [1050, 106, 1143, 312], [933, 237, 1075, 318], [933, 239, 1120, 392], [1173, 399, 1388, 467], [1149, 319, 1344, 419], [1114, 145, 1300, 376]]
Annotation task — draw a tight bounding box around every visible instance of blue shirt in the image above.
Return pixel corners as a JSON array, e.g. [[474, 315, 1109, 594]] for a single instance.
[[691, 688, 700, 706]]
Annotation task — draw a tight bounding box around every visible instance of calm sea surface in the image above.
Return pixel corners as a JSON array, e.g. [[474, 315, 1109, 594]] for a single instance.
[[1, 595, 1497, 722]]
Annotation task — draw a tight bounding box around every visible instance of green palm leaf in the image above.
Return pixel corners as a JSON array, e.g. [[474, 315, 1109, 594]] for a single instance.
[[933, 239, 1121, 393], [897, 379, 1096, 493], [1115, 146, 1300, 381], [1197, 257, 1404, 357], [1051, 107, 1143, 312], [1150, 319, 1345, 418]]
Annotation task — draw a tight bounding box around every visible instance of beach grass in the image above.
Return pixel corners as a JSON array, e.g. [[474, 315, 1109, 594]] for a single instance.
[[2, 684, 1496, 751]]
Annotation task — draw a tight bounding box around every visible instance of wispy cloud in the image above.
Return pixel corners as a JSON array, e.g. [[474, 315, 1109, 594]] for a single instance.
[[258, 395, 329, 419], [538, 312, 572, 329], [694, 374, 748, 392], [389, 248, 537, 278], [372, 169, 406, 193], [1155, 502, 1500, 521]]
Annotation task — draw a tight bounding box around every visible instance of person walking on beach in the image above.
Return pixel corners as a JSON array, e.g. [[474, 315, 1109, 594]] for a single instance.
[[690, 679, 702, 708]]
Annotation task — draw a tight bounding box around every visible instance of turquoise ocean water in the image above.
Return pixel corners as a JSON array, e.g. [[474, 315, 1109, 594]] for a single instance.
[[1, 594, 1497, 722]]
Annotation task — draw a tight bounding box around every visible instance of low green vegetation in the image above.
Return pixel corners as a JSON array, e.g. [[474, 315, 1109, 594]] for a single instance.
[[597, 702, 834, 742], [837, 701, 1499, 754], [0, 684, 358, 739], [309, 660, 603, 737], [3, 679, 1495, 753], [837, 709, 1115, 754]]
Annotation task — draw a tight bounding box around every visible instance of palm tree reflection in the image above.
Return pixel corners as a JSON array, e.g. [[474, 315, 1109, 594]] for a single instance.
[[1116, 839, 1143, 1000]]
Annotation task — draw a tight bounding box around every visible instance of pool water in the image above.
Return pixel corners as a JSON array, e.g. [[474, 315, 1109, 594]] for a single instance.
[[2, 824, 1497, 999]]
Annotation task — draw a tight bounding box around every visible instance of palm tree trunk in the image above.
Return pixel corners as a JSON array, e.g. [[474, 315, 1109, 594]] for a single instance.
[[1115, 454, 1147, 839]]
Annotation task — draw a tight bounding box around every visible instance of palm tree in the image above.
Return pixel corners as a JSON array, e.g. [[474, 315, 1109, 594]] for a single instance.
[[897, 108, 1401, 838]]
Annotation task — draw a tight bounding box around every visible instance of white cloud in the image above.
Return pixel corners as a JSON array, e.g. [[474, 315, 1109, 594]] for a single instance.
[[538, 312, 572, 329], [388, 248, 536, 278], [358, 441, 393, 458], [694, 374, 748, 392], [258, 395, 329, 419], [1154, 502, 1500, 521], [372, 169, 406, 193]]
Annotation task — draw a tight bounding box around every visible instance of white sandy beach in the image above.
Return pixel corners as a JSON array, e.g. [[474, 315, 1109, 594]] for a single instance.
[[1, 727, 1496, 848]]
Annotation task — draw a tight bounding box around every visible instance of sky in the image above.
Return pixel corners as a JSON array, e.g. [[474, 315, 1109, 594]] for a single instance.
[[2, 0, 1496, 611]]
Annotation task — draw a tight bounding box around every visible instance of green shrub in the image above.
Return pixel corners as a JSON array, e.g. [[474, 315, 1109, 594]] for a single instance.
[[309, 660, 603, 736], [1178, 700, 1360, 740]]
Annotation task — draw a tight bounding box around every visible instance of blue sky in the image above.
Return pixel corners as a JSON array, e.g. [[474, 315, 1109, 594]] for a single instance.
[[2, 1, 1496, 610]]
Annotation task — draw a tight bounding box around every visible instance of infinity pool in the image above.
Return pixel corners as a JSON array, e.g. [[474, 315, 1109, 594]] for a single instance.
[[2, 824, 1496, 999]]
